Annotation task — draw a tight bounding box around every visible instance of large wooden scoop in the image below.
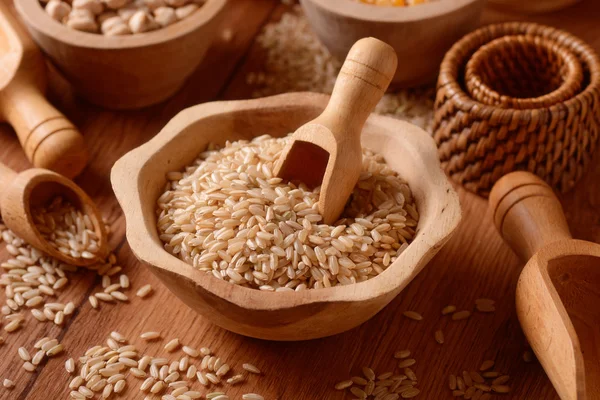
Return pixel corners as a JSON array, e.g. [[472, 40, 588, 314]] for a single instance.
[[0, 162, 108, 266], [274, 37, 397, 224], [0, 2, 87, 179], [490, 171, 600, 400]]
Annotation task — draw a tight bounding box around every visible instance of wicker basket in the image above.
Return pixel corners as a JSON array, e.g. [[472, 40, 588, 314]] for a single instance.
[[434, 22, 600, 197]]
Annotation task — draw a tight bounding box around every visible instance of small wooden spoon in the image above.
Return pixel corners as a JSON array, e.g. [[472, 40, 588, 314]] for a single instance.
[[273, 37, 397, 224], [490, 171, 600, 400], [0, 1, 88, 179], [0, 162, 108, 266]]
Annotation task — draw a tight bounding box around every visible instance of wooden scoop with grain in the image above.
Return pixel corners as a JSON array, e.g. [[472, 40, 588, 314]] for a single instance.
[[490, 171, 600, 400], [0, 162, 108, 266], [274, 37, 398, 224]]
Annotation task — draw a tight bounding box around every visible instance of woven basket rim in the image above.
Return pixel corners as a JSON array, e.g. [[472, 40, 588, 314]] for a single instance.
[[465, 34, 584, 109], [438, 22, 600, 117]]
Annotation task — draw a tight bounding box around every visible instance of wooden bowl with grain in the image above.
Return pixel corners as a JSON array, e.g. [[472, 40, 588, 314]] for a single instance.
[[111, 92, 461, 341], [15, 0, 228, 110], [299, 0, 485, 88]]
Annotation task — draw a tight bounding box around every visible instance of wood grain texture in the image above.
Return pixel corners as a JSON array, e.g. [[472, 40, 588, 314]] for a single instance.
[[1, 1, 599, 399]]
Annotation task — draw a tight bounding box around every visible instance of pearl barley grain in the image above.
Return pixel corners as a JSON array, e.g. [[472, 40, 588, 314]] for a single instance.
[[174, 3, 198, 19], [46, 0, 72, 22], [154, 6, 177, 26]]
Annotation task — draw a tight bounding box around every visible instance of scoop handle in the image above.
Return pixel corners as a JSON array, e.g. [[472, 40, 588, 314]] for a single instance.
[[2, 82, 89, 179], [318, 37, 397, 139], [0, 1, 88, 179], [489, 171, 572, 261]]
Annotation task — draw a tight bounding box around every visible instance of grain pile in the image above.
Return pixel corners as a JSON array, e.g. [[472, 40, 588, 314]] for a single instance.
[[67, 331, 264, 399], [157, 134, 418, 290], [33, 196, 101, 260], [248, 5, 435, 132]]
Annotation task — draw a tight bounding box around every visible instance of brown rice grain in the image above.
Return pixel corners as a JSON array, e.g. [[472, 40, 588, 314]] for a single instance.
[[398, 359, 416, 368], [164, 338, 180, 352], [492, 376, 510, 385], [242, 363, 261, 374], [18, 347, 31, 361], [442, 305, 457, 315], [182, 345, 199, 357], [23, 361, 35, 372], [32, 350, 45, 365], [242, 395, 264, 400], [404, 368, 417, 381], [394, 350, 411, 359], [140, 377, 155, 391], [350, 386, 367, 399], [136, 284, 153, 298], [335, 380, 353, 390], [479, 360, 494, 371], [402, 311, 423, 321], [470, 371, 485, 384], [448, 374, 457, 390], [114, 379, 126, 393], [363, 367, 376, 381], [88, 296, 99, 309], [452, 310, 471, 321]]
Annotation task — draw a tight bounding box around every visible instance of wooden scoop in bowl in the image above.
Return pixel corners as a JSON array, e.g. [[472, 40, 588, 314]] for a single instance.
[[0, 162, 108, 266], [490, 171, 600, 400], [274, 37, 397, 224], [0, 2, 87, 179]]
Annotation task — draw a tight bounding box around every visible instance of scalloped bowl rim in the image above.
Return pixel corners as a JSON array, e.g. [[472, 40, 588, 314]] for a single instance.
[[111, 92, 461, 311]]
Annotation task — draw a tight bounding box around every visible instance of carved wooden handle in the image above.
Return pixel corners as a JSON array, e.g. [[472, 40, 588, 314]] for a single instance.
[[319, 37, 397, 140], [489, 171, 572, 261], [3, 83, 88, 179]]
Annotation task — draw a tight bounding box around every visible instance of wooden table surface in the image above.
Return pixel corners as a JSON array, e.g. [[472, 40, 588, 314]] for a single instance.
[[1, 1, 600, 399]]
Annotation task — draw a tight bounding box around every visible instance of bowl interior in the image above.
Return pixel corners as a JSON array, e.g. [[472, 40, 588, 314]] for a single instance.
[[465, 35, 583, 108], [547, 253, 600, 398], [113, 93, 460, 311]]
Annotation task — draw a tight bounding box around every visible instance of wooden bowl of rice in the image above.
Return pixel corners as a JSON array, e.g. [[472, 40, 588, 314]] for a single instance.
[[299, 0, 485, 88], [111, 92, 461, 341]]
